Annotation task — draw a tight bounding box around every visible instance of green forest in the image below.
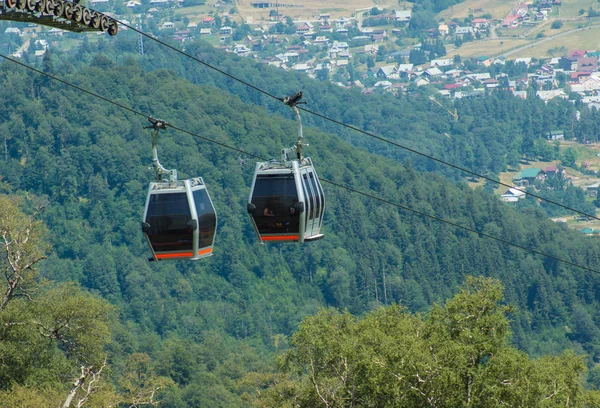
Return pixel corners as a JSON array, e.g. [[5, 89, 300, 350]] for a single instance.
[[2, 37, 600, 406]]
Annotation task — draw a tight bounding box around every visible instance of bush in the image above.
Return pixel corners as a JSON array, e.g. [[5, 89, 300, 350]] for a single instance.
[[551, 20, 563, 29]]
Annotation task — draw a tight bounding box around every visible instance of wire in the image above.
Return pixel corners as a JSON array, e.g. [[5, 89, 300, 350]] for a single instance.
[[0, 52, 598, 275], [117, 20, 600, 223], [117, 20, 282, 103]]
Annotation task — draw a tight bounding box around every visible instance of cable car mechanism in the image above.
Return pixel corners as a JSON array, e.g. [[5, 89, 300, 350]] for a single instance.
[[1, 0, 118, 36], [247, 92, 325, 243], [142, 118, 217, 261]]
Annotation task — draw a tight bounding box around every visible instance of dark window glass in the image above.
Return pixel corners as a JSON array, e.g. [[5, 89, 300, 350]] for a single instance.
[[251, 173, 300, 234], [145, 192, 193, 252], [192, 188, 216, 249], [309, 172, 320, 221]]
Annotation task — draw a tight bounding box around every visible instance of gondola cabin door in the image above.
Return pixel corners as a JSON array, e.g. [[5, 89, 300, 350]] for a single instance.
[[248, 159, 323, 243], [143, 178, 216, 260]]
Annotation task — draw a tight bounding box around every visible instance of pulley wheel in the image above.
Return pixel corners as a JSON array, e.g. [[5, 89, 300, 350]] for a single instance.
[[44, 0, 53, 14], [72, 4, 82, 22], [107, 20, 118, 36], [89, 10, 101, 29], [81, 7, 91, 25], [53, 0, 63, 16], [5, 0, 18, 9], [35, 0, 45, 13], [62, 1, 73, 19], [25, 0, 36, 11], [99, 14, 109, 32]]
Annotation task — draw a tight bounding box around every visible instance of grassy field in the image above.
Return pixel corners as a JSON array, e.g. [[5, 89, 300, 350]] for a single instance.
[[437, 0, 516, 20], [235, 0, 396, 22], [558, 0, 598, 18], [509, 25, 600, 58], [496, 26, 531, 37], [175, 4, 215, 22], [447, 38, 527, 58]]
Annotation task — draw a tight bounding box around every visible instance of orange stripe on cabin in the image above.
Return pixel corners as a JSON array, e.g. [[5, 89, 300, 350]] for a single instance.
[[198, 247, 213, 256], [156, 252, 193, 259], [261, 235, 299, 242]]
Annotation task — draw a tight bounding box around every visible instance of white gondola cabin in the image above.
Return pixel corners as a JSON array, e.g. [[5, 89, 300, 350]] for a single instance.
[[141, 118, 217, 261], [247, 92, 324, 243], [143, 178, 216, 260], [248, 157, 324, 243]]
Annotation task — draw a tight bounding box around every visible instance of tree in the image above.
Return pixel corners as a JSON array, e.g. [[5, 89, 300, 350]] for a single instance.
[[0, 196, 117, 406], [562, 147, 578, 167], [0, 195, 48, 311], [249, 277, 595, 407], [551, 20, 564, 29]]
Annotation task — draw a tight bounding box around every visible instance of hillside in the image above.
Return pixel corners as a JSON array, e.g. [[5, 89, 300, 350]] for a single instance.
[[1, 46, 600, 404]]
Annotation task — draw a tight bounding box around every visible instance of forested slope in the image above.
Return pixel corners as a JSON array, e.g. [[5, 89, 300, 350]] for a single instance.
[[1, 53, 600, 404], [78, 38, 600, 177]]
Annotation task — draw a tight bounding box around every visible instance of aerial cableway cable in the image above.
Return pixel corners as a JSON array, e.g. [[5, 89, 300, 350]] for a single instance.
[[1, 52, 599, 275], [115, 20, 600, 223]]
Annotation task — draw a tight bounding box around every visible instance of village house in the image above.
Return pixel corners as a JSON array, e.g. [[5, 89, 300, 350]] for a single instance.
[[395, 10, 411, 23], [577, 57, 597, 72], [430, 58, 453, 69], [536, 89, 567, 102], [544, 164, 567, 178], [547, 131, 564, 141], [514, 57, 532, 66], [579, 75, 600, 92], [471, 18, 489, 29], [423, 67, 443, 79], [501, 188, 526, 202], [414, 76, 429, 86], [397, 63, 414, 73], [377, 65, 399, 79], [570, 50, 586, 58], [513, 168, 546, 186], [502, 14, 520, 27], [438, 24, 449, 36], [149, 0, 169, 6], [455, 26, 474, 37]]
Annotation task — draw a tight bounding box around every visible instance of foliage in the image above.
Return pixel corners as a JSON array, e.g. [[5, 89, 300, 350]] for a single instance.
[[251, 277, 593, 407], [1, 43, 600, 405]]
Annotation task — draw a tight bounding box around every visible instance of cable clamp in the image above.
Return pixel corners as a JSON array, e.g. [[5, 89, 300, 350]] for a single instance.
[[283, 91, 306, 107], [146, 117, 169, 130]]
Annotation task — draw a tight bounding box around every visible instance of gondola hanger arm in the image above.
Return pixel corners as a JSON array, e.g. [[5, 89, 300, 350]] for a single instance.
[[145, 117, 177, 182], [281, 92, 308, 161]]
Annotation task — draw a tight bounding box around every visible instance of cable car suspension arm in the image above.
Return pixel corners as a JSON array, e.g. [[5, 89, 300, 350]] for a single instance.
[[146, 117, 177, 182], [283, 91, 307, 161]]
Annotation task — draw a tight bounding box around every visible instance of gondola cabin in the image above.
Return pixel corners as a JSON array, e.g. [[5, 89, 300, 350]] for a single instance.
[[142, 177, 217, 260], [247, 157, 324, 243]]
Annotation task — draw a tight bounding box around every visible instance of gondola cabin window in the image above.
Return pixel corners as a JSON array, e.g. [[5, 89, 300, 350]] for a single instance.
[[145, 192, 193, 252], [251, 174, 301, 234], [192, 189, 217, 249]]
